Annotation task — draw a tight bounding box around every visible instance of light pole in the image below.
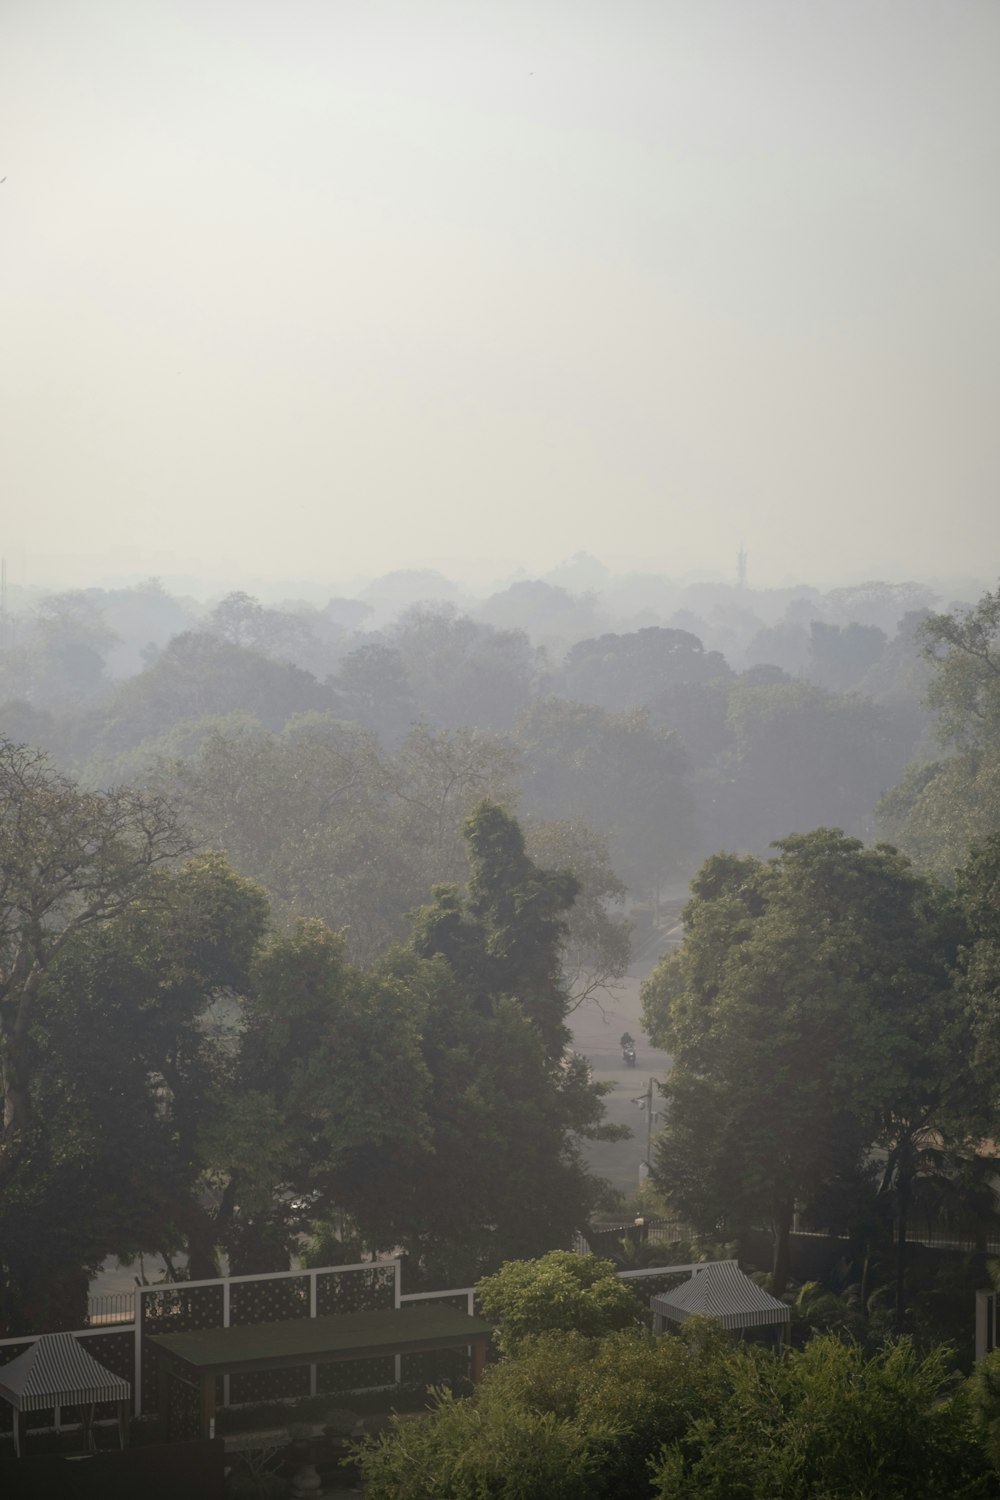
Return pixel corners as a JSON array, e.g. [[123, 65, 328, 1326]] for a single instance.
[[633, 1077, 660, 1187]]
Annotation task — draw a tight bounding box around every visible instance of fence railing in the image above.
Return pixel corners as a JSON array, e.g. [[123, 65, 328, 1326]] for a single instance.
[[36, 1222, 997, 1439], [4, 1258, 492, 1433], [892, 1226, 1000, 1255], [573, 1218, 695, 1254], [0, 1253, 735, 1444], [582, 1217, 1000, 1259], [86, 1291, 136, 1326]]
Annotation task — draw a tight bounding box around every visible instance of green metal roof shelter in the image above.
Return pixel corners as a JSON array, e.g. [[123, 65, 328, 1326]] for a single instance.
[[150, 1304, 493, 1441]]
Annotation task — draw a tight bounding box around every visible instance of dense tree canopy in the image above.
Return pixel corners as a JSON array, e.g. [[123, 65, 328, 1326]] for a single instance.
[[808, 618, 887, 692], [641, 830, 974, 1297], [0, 567, 963, 919], [707, 680, 913, 855], [0, 758, 621, 1322], [561, 625, 730, 714], [879, 584, 1000, 875], [0, 740, 193, 1189], [198, 918, 433, 1277], [142, 715, 630, 992], [385, 605, 542, 731], [0, 847, 268, 1329], [373, 802, 620, 1282], [90, 631, 337, 759], [517, 698, 692, 892]]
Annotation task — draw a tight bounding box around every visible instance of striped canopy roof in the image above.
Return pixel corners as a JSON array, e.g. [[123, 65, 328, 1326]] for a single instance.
[[0, 1333, 130, 1412], [651, 1260, 790, 1332]]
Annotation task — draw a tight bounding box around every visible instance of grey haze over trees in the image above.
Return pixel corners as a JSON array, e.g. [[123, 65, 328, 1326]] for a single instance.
[[146, 714, 631, 999], [516, 698, 692, 895], [156, 715, 518, 966], [559, 626, 730, 714], [2, 565, 999, 1337], [879, 583, 1000, 876], [478, 579, 607, 659], [87, 632, 339, 765], [0, 582, 198, 713], [385, 604, 543, 732], [699, 678, 916, 857], [0, 563, 966, 915]]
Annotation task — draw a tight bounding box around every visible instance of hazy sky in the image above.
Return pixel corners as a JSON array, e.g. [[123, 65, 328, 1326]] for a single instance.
[[2, 0, 998, 592]]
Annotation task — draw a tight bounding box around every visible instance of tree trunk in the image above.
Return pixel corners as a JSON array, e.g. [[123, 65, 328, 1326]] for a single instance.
[[225, 1217, 291, 1277], [895, 1178, 909, 1334], [174, 1196, 224, 1282], [772, 1203, 793, 1297], [0, 981, 40, 1188], [860, 1240, 871, 1318]]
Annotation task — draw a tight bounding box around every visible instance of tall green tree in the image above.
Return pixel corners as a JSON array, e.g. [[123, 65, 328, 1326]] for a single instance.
[[0, 851, 269, 1330], [410, 801, 580, 1058], [641, 830, 971, 1298], [879, 583, 1000, 875], [0, 739, 192, 1191], [202, 918, 433, 1275], [354, 803, 619, 1284]]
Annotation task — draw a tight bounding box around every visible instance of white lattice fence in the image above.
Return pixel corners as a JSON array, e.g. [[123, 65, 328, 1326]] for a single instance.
[[136, 1259, 402, 1417]]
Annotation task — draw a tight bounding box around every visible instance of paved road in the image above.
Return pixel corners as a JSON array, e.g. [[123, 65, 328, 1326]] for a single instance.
[[569, 911, 683, 1202]]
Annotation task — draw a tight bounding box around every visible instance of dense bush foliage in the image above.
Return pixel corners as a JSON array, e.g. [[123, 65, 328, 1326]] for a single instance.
[[477, 1251, 639, 1353], [354, 1324, 996, 1500]]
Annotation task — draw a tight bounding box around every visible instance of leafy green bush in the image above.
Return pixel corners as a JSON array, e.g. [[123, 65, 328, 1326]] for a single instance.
[[476, 1250, 639, 1353], [353, 1326, 996, 1500], [351, 1385, 607, 1500], [651, 1336, 991, 1500]]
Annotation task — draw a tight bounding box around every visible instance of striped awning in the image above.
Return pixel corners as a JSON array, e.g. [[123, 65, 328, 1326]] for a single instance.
[[651, 1260, 790, 1332], [0, 1333, 130, 1412]]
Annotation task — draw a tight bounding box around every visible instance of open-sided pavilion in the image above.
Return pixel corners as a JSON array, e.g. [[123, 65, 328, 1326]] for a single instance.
[[150, 1303, 493, 1441], [650, 1260, 790, 1346], [0, 1332, 131, 1457]]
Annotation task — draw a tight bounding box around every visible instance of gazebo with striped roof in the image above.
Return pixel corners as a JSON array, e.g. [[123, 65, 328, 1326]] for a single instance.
[[650, 1260, 790, 1344], [0, 1332, 130, 1457]]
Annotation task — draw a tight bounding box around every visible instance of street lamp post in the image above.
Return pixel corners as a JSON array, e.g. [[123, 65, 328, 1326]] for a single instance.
[[634, 1078, 660, 1188]]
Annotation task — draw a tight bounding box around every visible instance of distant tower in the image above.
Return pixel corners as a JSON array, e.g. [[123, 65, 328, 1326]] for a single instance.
[[736, 546, 748, 589]]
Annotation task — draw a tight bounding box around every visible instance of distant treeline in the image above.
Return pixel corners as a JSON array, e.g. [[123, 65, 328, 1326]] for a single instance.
[[0, 569, 981, 932]]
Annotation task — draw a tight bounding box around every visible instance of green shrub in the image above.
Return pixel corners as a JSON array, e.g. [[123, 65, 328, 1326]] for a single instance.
[[476, 1250, 638, 1353], [651, 1336, 991, 1500], [352, 1385, 607, 1500]]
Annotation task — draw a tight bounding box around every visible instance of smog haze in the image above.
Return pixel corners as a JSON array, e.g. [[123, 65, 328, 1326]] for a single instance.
[[2, 0, 998, 592]]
